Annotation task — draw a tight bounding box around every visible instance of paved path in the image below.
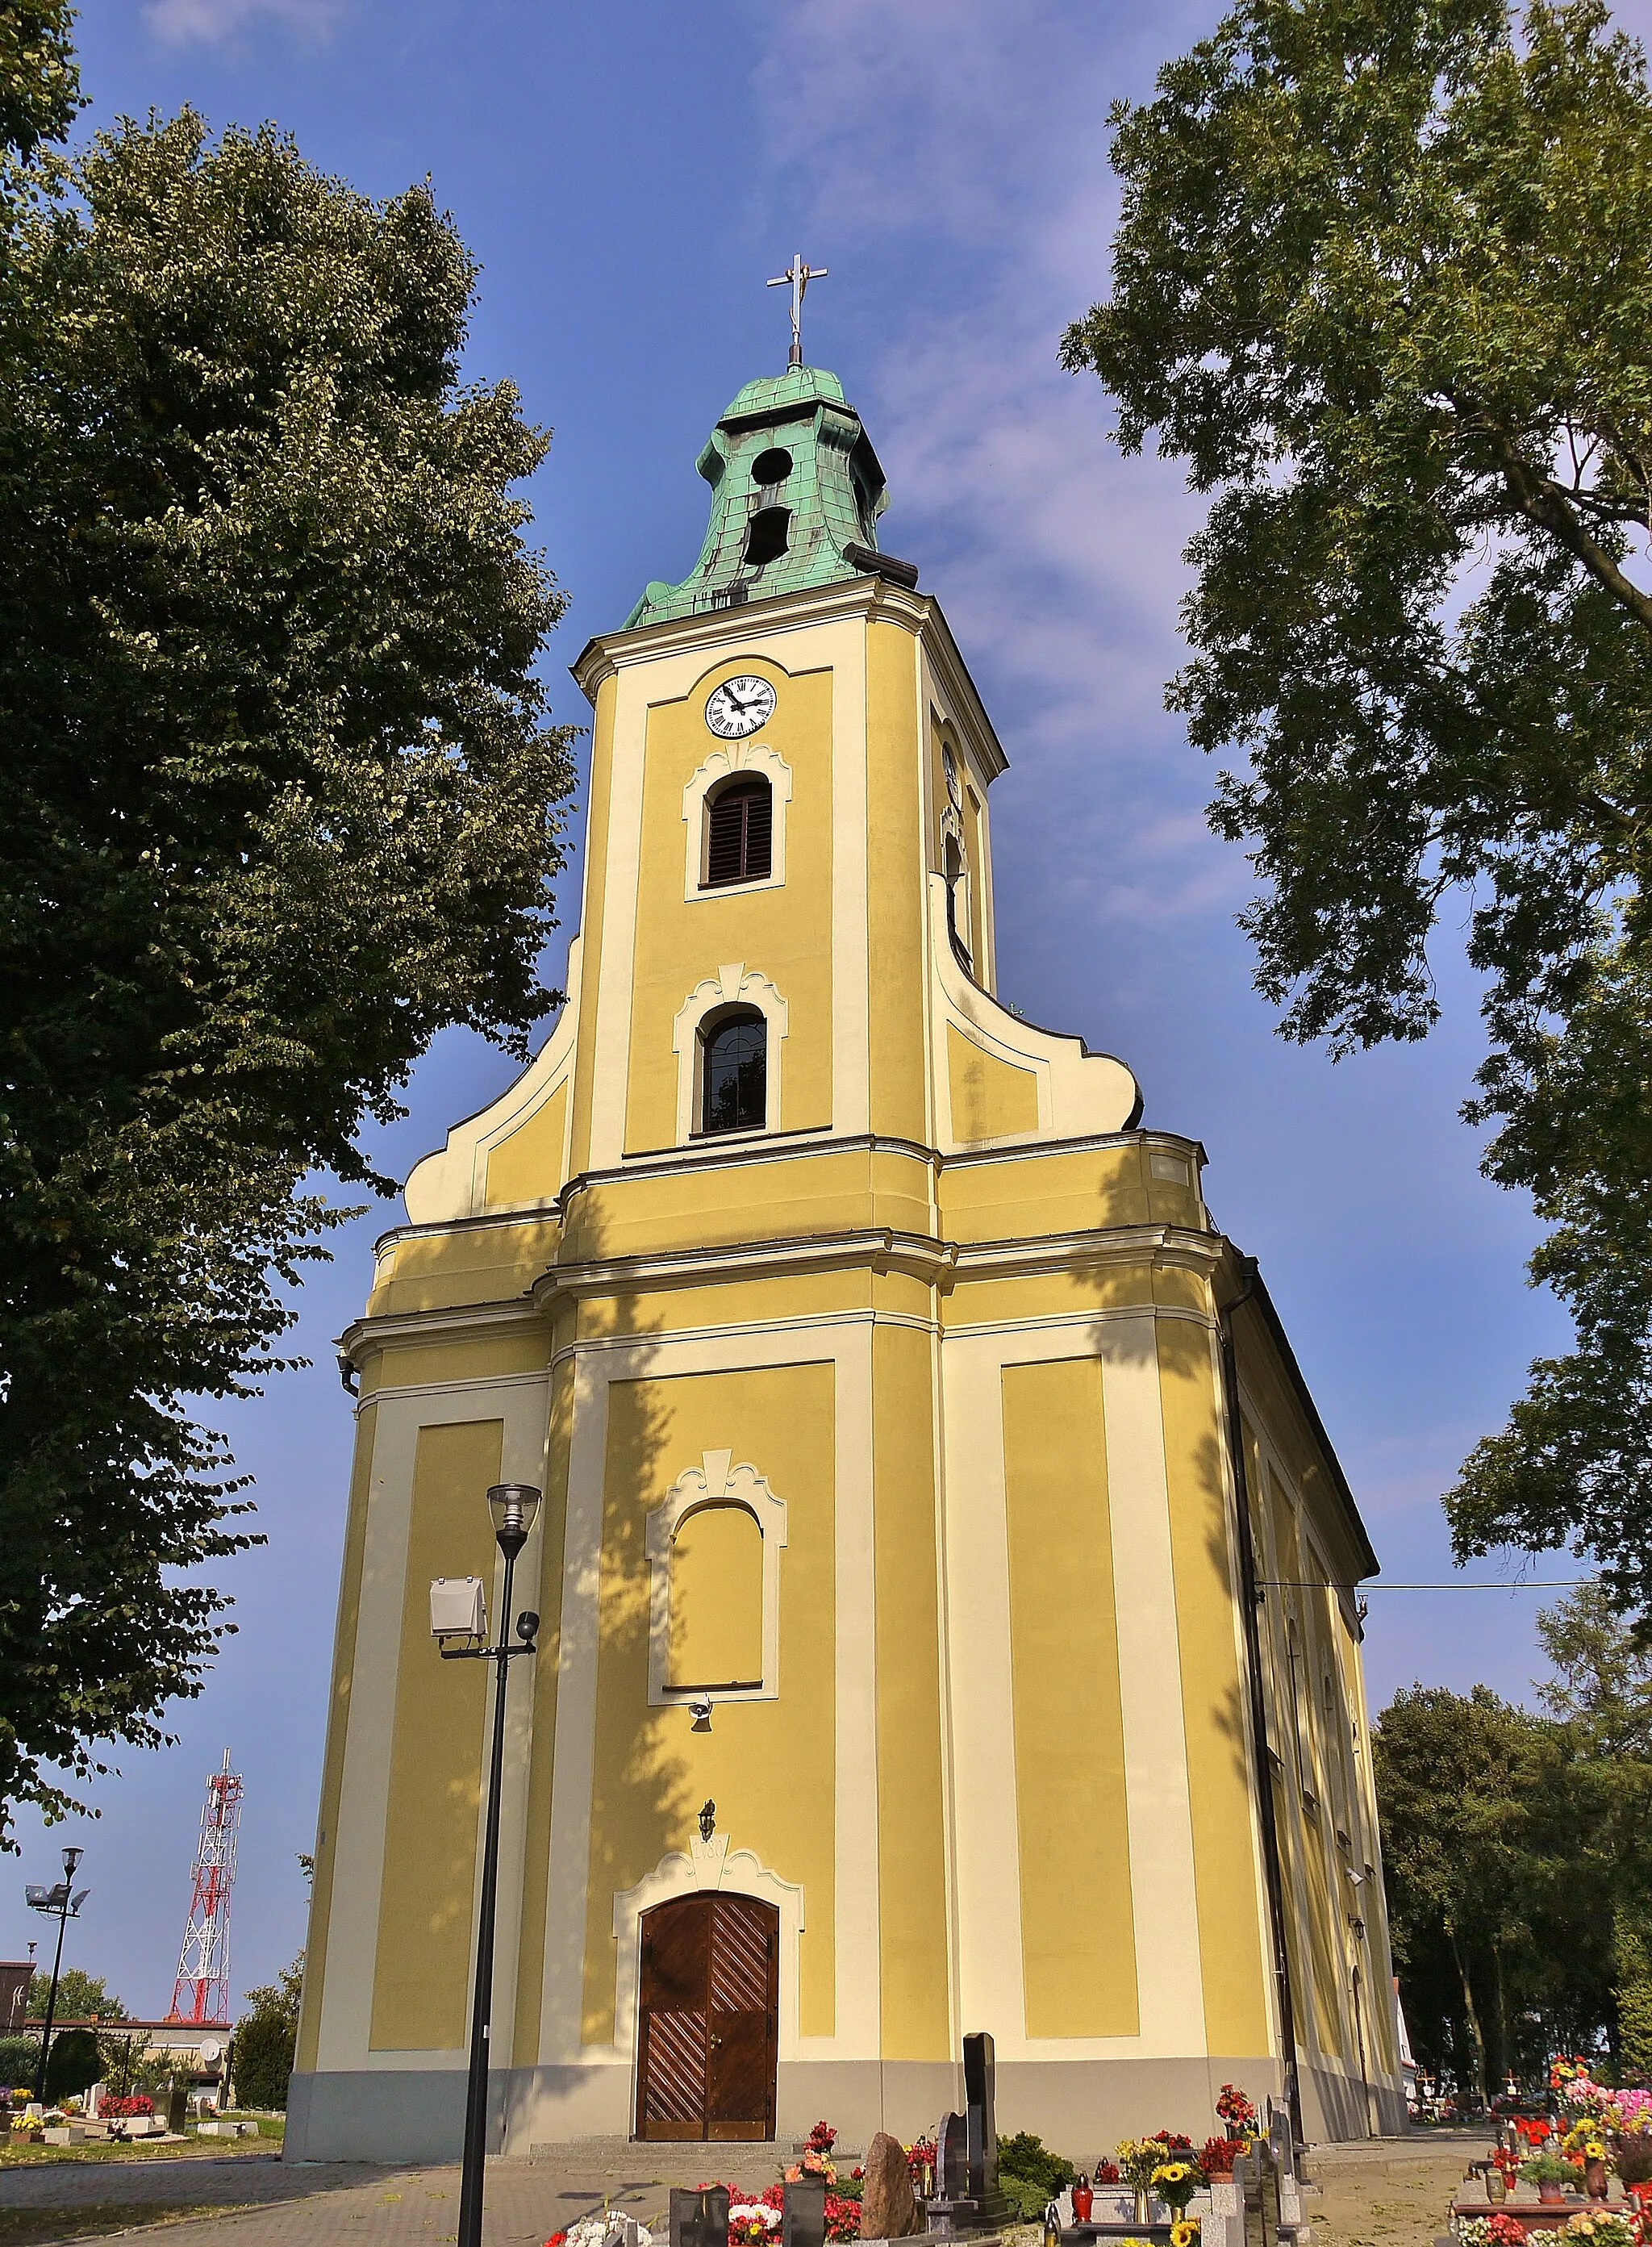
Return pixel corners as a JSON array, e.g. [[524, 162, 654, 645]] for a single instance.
[[0, 2142, 792, 2247], [0, 2129, 1499, 2247], [1304, 2130, 1496, 2247]]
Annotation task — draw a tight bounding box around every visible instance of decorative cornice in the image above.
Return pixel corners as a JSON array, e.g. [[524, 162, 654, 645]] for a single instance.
[[571, 574, 932, 699], [533, 1226, 959, 1309], [569, 579, 1008, 781], [369, 1124, 1210, 1256], [340, 1218, 1226, 1364], [336, 1298, 543, 1370], [953, 1223, 1224, 1285]]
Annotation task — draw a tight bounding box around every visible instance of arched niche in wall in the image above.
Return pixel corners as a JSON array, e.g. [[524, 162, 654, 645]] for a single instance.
[[645, 1449, 787, 1707]]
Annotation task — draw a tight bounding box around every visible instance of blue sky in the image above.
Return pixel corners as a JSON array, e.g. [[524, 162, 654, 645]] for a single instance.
[[6, 0, 1621, 2018]]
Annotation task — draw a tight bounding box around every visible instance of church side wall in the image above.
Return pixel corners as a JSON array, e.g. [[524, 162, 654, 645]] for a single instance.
[[1236, 1317, 1405, 2136]]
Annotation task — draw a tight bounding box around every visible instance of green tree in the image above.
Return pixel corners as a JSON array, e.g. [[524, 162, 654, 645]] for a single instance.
[[231, 1956, 300, 2111], [0, 22, 574, 1838], [1062, 0, 1652, 1616], [27, 1968, 126, 2022], [1535, 1584, 1652, 2077], [41, 2027, 99, 2104], [1374, 1685, 1614, 2099]]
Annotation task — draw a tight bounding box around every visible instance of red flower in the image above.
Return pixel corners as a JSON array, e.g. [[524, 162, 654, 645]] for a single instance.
[[824, 2194, 861, 2242], [1201, 2139, 1248, 2178], [1094, 2164, 1121, 2186]]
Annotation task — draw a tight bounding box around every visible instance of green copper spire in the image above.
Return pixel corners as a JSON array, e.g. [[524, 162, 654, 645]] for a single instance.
[[622, 365, 915, 631]]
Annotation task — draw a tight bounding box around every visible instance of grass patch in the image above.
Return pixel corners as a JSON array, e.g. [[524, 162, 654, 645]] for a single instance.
[[0, 2143, 271, 2171], [0, 2207, 249, 2245]]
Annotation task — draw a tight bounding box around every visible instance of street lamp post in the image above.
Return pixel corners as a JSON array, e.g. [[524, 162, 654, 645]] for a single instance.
[[430, 1482, 541, 2247], [25, 1847, 88, 2103]]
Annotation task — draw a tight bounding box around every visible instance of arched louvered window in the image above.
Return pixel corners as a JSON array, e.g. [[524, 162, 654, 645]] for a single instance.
[[703, 776, 773, 888], [702, 1009, 767, 1134]]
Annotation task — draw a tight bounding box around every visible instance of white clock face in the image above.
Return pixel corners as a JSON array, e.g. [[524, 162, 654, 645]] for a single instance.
[[705, 675, 776, 739]]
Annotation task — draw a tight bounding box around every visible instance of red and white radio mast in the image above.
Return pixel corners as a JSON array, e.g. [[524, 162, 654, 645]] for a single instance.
[[167, 1749, 243, 2024]]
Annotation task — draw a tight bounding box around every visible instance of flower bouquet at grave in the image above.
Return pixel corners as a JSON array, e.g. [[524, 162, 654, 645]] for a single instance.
[[786, 2121, 839, 2186], [1170, 2223, 1201, 2247], [1117, 2142, 1172, 2195], [1152, 2164, 1202, 2219], [1562, 2212, 1637, 2247], [728, 2202, 782, 2245], [1202, 2139, 1249, 2181], [1457, 2216, 1530, 2247], [1216, 2086, 1259, 2141]]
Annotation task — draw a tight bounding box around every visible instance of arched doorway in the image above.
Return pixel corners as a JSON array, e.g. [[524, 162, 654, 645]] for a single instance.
[[635, 1892, 778, 2142]]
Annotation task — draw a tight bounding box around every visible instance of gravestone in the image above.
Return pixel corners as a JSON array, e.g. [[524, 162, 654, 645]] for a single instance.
[[962, 2032, 1008, 2228], [939, 2111, 969, 2199], [923, 2069, 1006, 2237], [786, 2176, 827, 2247], [671, 2186, 731, 2247], [861, 2131, 920, 2240], [165, 2084, 188, 2135]]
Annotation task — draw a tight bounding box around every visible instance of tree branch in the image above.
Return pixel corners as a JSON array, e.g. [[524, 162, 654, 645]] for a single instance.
[[1489, 431, 1652, 636]]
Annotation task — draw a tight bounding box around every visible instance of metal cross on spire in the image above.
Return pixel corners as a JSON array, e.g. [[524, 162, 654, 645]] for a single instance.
[[766, 253, 828, 369]]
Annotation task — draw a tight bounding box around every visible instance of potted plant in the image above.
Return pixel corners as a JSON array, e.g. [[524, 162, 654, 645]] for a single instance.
[[1521, 2149, 1583, 2205], [1201, 2139, 1247, 2182], [1612, 2124, 1652, 2207]]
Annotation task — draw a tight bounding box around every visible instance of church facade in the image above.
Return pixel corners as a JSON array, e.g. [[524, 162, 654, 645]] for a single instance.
[[289, 358, 1404, 2162]]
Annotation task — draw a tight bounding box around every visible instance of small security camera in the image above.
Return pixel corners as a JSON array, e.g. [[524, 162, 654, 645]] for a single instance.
[[689, 1698, 712, 1732]]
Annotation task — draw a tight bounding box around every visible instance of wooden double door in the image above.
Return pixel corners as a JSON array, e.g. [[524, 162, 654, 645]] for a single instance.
[[635, 1893, 778, 2141]]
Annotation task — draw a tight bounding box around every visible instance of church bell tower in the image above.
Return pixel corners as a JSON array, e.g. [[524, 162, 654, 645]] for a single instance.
[[290, 317, 1402, 2162]]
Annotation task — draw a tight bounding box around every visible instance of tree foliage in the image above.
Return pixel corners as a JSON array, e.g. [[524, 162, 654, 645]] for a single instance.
[[1063, 0, 1652, 1614], [231, 1956, 300, 2111], [41, 2028, 98, 2103], [1376, 1589, 1652, 2096], [0, 24, 575, 1840], [27, 1969, 126, 2022]]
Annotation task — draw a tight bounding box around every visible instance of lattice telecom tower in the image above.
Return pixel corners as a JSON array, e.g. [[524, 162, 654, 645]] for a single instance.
[[168, 1749, 242, 2024]]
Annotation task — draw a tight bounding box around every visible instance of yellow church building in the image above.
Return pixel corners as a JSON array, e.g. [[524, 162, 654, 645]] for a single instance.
[[288, 350, 1404, 2163]]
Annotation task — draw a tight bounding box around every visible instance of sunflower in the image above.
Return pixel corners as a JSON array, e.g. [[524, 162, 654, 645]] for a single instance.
[[1586, 2144, 1608, 2161], [1170, 2222, 1200, 2247]]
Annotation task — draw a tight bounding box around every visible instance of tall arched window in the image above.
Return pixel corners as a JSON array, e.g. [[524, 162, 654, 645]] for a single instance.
[[701, 1009, 766, 1134], [703, 776, 772, 888]]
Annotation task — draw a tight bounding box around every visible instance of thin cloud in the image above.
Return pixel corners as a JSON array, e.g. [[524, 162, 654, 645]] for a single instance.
[[143, 0, 343, 44]]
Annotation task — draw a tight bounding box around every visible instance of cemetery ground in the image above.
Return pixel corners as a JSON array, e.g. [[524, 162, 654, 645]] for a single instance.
[[0, 2132, 1484, 2247]]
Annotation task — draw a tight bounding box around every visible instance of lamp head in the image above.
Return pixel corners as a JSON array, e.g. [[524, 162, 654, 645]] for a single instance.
[[61, 1846, 82, 1879], [486, 1482, 541, 1558]]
